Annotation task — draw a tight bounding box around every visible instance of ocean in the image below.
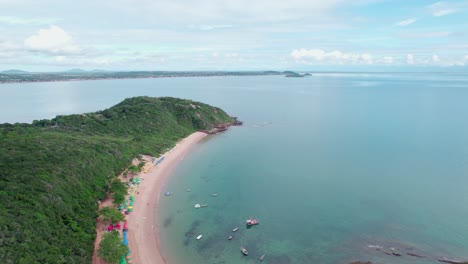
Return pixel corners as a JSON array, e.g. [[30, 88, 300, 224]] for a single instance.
[[2, 73, 468, 263]]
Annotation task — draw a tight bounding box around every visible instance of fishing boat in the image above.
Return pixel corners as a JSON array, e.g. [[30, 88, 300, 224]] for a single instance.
[[210, 193, 219, 197], [246, 218, 259, 226], [232, 227, 239, 232], [196, 235, 203, 240], [164, 191, 172, 196], [228, 235, 234, 240], [194, 204, 201, 208], [260, 254, 266, 261], [240, 247, 248, 256]]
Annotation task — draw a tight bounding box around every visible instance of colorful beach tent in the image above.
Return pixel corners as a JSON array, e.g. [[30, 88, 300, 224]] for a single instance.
[[123, 230, 128, 246]]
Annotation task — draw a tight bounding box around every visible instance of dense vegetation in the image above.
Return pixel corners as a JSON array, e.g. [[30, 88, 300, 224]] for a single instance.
[[98, 231, 127, 264], [0, 96, 232, 263]]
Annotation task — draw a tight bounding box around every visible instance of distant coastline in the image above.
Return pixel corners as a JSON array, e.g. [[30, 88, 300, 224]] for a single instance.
[[0, 70, 296, 84]]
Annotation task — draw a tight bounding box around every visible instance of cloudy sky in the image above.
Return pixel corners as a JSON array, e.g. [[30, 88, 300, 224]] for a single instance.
[[1, 0, 467, 71]]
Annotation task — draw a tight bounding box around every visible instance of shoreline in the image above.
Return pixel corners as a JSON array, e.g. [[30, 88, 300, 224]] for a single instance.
[[126, 131, 208, 264]]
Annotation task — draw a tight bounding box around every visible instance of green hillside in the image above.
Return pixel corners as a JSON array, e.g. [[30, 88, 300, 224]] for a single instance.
[[0, 96, 233, 264]]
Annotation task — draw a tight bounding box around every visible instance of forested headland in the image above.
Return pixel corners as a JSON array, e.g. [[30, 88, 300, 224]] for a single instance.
[[0, 96, 233, 263]]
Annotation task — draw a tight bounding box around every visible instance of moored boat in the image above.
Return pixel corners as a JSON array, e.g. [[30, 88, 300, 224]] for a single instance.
[[228, 235, 233, 240], [260, 254, 266, 261], [241, 247, 248, 255], [196, 235, 203, 240], [232, 227, 239, 232], [246, 218, 259, 226]]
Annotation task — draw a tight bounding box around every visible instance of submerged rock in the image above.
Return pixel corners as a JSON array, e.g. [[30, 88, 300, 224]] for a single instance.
[[407, 252, 425, 258], [437, 258, 468, 264]]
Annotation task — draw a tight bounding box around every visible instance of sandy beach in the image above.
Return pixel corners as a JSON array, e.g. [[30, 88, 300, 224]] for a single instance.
[[124, 132, 207, 264]]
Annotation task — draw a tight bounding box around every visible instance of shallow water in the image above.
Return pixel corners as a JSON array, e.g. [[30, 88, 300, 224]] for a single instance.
[[2, 73, 468, 263]]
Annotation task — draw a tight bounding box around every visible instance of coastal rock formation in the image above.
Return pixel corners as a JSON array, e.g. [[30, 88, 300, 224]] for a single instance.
[[200, 117, 243, 134]]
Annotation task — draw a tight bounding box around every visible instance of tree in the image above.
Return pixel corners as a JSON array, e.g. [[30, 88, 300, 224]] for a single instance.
[[127, 165, 139, 174], [99, 206, 125, 224], [98, 231, 127, 264], [110, 179, 127, 205]]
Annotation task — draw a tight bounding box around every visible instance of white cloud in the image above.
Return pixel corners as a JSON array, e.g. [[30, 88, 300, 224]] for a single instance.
[[427, 2, 458, 17], [0, 15, 58, 25], [407, 54, 414, 64], [395, 18, 417, 27], [188, 24, 233, 31], [24, 26, 81, 54], [399, 31, 453, 38], [113, 0, 344, 24], [291, 48, 374, 64]]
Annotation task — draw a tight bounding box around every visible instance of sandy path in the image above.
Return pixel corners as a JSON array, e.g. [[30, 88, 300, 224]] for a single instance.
[[126, 132, 207, 264]]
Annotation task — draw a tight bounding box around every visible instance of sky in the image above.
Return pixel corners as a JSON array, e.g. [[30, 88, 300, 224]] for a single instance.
[[0, 0, 467, 71]]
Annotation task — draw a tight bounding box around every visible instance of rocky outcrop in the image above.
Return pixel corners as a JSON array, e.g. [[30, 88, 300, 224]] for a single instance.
[[200, 117, 243, 134]]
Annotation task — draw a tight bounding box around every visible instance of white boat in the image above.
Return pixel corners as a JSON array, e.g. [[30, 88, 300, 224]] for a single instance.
[[210, 193, 219, 197], [240, 247, 248, 255], [232, 227, 239, 232], [196, 235, 203, 240], [194, 204, 201, 208]]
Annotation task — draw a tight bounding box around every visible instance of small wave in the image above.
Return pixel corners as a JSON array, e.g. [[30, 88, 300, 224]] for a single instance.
[[367, 244, 383, 249]]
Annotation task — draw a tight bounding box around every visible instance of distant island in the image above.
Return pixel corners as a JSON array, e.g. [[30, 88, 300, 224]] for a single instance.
[[0, 70, 309, 83], [0, 97, 236, 263], [284, 71, 312, 78]]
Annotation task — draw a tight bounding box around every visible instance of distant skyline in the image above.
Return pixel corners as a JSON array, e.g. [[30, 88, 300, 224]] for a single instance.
[[1, 0, 467, 71]]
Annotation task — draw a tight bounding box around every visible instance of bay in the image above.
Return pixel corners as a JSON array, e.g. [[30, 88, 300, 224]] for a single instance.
[[2, 73, 468, 263]]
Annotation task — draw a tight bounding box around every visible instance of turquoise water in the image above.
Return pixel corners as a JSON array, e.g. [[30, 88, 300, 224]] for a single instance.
[[2, 73, 468, 263]]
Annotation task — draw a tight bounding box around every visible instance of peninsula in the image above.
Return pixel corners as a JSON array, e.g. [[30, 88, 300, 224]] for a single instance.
[[0, 96, 236, 263], [0, 70, 287, 83]]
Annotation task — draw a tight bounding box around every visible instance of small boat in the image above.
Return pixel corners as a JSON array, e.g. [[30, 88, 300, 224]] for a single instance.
[[232, 227, 239, 232], [186, 188, 191, 192], [194, 204, 201, 208], [164, 192, 172, 196], [246, 218, 259, 226], [228, 235, 233, 240], [210, 193, 219, 197], [196, 235, 203, 240], [260, 254, 266, 261], [240, 247, 248, 256]]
